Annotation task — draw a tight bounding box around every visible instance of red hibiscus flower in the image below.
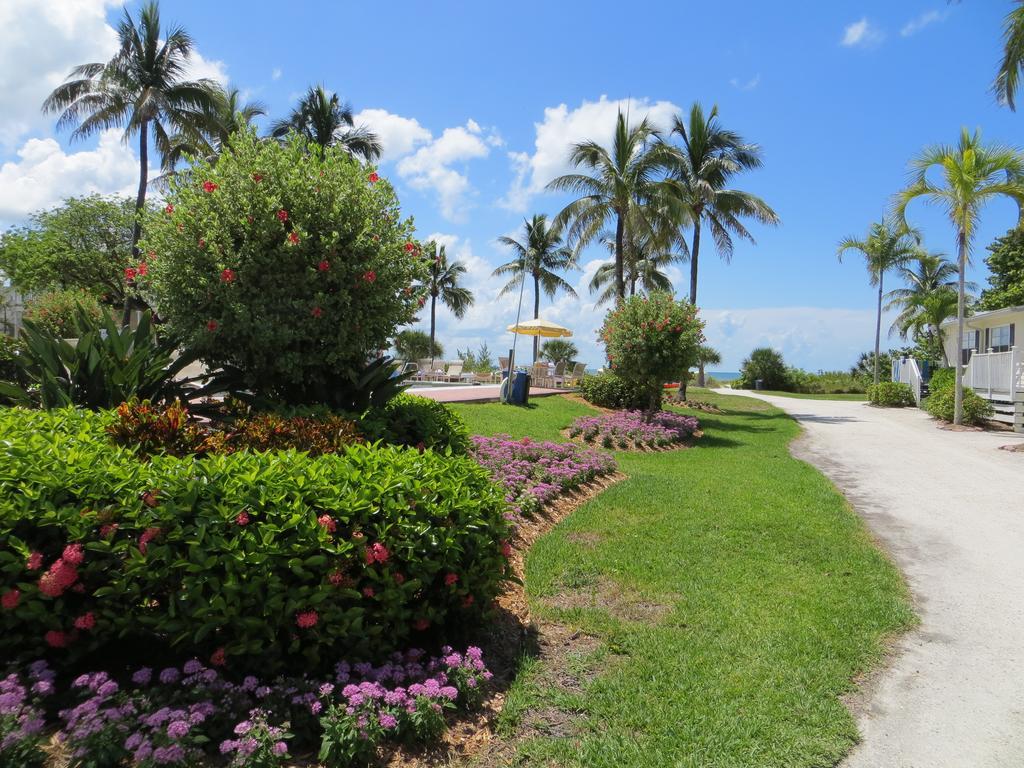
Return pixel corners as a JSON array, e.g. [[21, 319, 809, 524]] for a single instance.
[[368, 172, 380, 183], [404, 242, 415, 253], [202, 180, 218, 193], [318, 260, 330, 272], [252, 173, 263, 183], [277, 209, 289, 222], [362, 270, 376, 283], [164, 204, 174, 214], [221, 268, 235, 283], [206, 320, 218, 332], [124, 267, 137, 280], [288, 231, 300, 245], [311, 306, 323, 318]]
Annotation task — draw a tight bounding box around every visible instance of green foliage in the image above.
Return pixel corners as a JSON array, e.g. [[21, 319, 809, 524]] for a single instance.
[[202, 411, 364, 457], [738, 347, 790, 390], [786, 368, 869, 394], [540, 339, 579, 365], [0, 407, 511, 671], [0, 309, 221, 410], [867, 382, 916, 407], [979, 227, 1024, 310], [928, 367, 956, 393], [0, 335, 24, 384], [105, 399, 205, 458], [599, 293, 703, 410], [578, 371, 653, 410], [456, 342, 495, 373], [850, 350, 899, 382], [140, 129, 428, 406], [360, 394, 470, 454], [394, 329, 442, 361], [22, 289, 103, 337], [0, 196, 136, 305], [925, 386, 993, 425]]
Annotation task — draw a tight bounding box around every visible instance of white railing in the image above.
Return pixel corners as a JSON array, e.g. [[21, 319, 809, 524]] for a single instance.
[[893, 357, 924, 406], [964, 346, 1022, 401]]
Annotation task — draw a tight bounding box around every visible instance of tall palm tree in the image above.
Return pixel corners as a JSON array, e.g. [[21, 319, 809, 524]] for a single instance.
[[270, 85, 381, 161], [897, 128, 1024, 423], [667, 103, 779, 305], [694, 344, 722, 388], [42, 1, 220, 268], [995, 1, 1024, 109], [548, 111, 675, 300], [419, 243, 474, 364], [589, 217, 683, 305], [494, 215, 577, 361], [837, 219, 920, 385]]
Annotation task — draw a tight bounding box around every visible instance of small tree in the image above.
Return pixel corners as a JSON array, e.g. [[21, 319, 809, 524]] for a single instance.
[[739, 347, 789, 390], [540, 339, 579, 365], [979, 227, 1024, 310], [599, 293, 703, 413], [141, 129, 428, 406], [394, 329, 442, 361]]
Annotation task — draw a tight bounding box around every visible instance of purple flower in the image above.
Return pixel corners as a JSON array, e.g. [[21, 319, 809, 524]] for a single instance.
[[158, 668, 180, 685], [166, 720, 190, 739], [272, 741, 288, 755], [379, 713, 398, 729], [233, 720, 253, 735], [132, 668, 153, 686]]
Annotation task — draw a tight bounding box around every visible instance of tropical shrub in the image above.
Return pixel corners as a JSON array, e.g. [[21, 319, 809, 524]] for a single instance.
[[360, 393, 470, 454], [140, 129, 429, 407], [0, 408, 511, 671], [599, 293, 704, 411], [201, 412, 364, 457], [0, 335, 23, 384], [394, 329, 442, 361], [105, 399, 206, 458], [578, 370, 655, 410], [569, 411, 701, 450], [867, 382, 916, 407], [21, 288, 102, 338], [738, 347, 790, 390], [928, 366, 956, 393], [786, 368, 869, 394], [925, 386, 993, 425], [468, 436, 618, 516], [0, 309, 223, 410], [540, 339, 579, 365]]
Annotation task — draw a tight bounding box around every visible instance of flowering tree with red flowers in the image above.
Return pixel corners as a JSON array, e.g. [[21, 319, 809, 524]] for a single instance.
[[598, 292, 704, 413], [140, 129, 429, 405]]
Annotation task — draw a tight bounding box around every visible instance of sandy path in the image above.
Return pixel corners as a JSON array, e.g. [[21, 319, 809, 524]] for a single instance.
[[720, 390, 1024, 768]]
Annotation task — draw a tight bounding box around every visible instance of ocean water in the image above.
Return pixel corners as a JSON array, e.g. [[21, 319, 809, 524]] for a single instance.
[[707, 371, 741, 382]]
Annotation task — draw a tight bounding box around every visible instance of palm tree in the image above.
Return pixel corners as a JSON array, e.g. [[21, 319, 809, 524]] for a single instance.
[[995, 1, 1024, 109], [694, 344, 722, 388], [419, 243, 474, 365], [548, 111, 675, 300], [540, 339, 579, 365], [666, 103, 779, 305], [270, 85, 381, 161], [837, 219, 920, 385], [494, 215, 577, 361], [897, 128, 1024, 424], [42, 1, 220, 269]]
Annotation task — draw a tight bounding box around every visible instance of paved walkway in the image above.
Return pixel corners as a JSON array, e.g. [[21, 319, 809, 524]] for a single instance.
[[410, 384, 568, 403], [722, 390, 1024, 767]]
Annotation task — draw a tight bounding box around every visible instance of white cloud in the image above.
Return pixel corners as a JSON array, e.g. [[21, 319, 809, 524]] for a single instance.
[[0, 0, 119, 148], [354, 108, 432, 164], [729, 74, 761, 92], [396, 121, 496, 221], [900, 9, 950, 37], [499, 95, 682, 213], [271, 67, 282, 81], [841, 18, 884, 48], [0, 129, 151, 225], [180, 49, 229, 86]]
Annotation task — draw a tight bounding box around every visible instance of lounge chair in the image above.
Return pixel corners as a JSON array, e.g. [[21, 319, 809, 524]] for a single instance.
[[549, 361, 567, 387], [532, 362, 552, 388], [414, 359, 443, 381], [440, 360, 469, 382], [564, 362, 587, 387]]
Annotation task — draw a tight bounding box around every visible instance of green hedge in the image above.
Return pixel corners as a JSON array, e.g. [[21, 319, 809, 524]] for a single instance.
[[578, 371, 656, 410], [925, 387, 994, 425], [868, 382, 916, 407], [928, 367, 956, 393], [360, 393, 470, 454], [0, 408, 510, 672]]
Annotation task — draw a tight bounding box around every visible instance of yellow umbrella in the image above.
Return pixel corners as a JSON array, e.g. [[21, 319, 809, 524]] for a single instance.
[[506, 318, 573, 337]]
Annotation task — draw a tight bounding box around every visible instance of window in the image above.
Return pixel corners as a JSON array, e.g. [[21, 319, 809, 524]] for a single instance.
[[989, 324, 1011, 353], [961, 330, 978, 365]]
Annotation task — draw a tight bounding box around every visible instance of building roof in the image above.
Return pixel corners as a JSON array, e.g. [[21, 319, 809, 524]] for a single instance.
[[940, 305, 1024, 329]]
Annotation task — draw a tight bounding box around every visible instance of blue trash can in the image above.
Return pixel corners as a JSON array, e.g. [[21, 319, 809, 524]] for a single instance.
[[506, 370, 531, 405]]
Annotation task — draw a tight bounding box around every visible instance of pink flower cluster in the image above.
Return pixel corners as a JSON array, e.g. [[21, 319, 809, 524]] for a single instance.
[[569, 410, 700, 448], [37, 544, 84, 598], [364, 542, 390, 564]]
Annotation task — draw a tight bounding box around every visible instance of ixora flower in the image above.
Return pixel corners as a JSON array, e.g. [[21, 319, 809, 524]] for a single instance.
[[404, 242, 415, 253], [26, 552, 43, 571], [44, 630, 70, 648], [236, 511, 250, 526], [210, 647, 227, 666], [202, 180, 219, 193], [1, 589, 20, 610], [287, 231, 300, 245], [164, 204, 174, 214], [220, 268, 236, 283], [317, 259, 330, 272], [368, 172, 380, 183], [317, 515, 336, 534], [365, 542, 389, 564], [124, 267, 138, 281], [206, 320, 219, 332], [295, 610, 319, 629], [444, 573, 459, 587], [252, 173, 263, 182], [276, 209, 289, 222], [310, 306, 323, 318], [73, 613, 95, 631], [362, 270, 377, 283]]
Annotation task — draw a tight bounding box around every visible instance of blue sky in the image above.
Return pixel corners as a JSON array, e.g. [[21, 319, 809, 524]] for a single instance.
[[1, 1, 1021, 370]]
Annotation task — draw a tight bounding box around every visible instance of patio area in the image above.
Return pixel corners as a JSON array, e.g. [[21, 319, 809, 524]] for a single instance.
[[411, 383, 571, 403]]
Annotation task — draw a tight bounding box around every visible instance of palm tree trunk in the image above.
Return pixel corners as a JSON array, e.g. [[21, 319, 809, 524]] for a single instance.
[[614, 212, 625, 300], [954, 234, 967, 425], [697, 363, 706, 388], [429, 292, 438, 368], [125, 120, 149, 325], [689, 220, 701, 305], [874, 275, 883, 386], [533, 273, 540, 363], [934, 325, 949, 367]]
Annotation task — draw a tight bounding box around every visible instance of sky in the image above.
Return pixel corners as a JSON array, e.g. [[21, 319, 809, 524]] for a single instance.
[[0, 0, 1021, 371]]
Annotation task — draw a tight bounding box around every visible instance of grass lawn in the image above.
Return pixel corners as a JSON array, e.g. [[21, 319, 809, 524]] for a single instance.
[[451, 392, 913, 768], [744, 389, 868, 401]]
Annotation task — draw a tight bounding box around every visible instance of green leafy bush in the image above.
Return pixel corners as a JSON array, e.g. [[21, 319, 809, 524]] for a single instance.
[[925, 386, 994, 425], [787, 368, 869, 394], [140, 129, 429, 407], [105, 398, 205, 457], [0, 334, 24, 384], [928, 367, 956, 394], [21, 288, 102, 337], [738, 347, 790, 390], [578, 370, 653, 410], [0, 309, 227, 410], [599, 293, 704, 411], [0, 407, 511, 672], [360, 393, 470, 454], [202, 411, 364, 456], [868, 381, 916, 407]]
